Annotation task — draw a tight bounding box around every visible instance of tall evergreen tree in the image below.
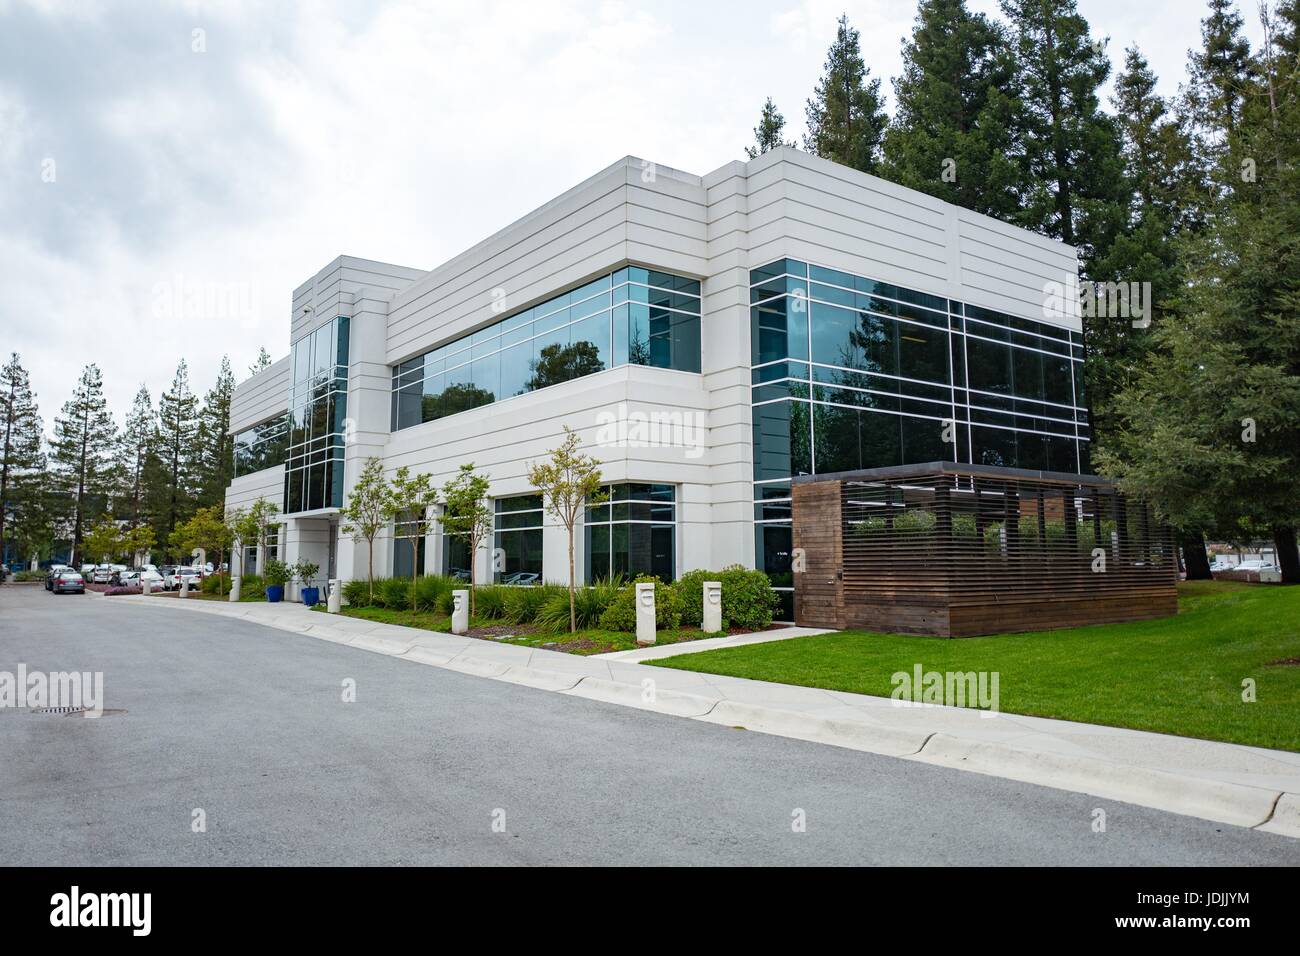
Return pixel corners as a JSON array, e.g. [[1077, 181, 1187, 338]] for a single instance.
[[999, 0, 1126, 264], [116, 385, 155, 528], [249, 347, 273, 376], [0, 353, 45, 567], [149, 360, 200, 556], [880, 0, 1020, 219], [745, 97, 795, 159], [49, 364, 116, 566], [804, 14, 888, 173], [195, 356, 235, 508], [1181, 0, 1255, 182], [1099, 3, 1300, 582]]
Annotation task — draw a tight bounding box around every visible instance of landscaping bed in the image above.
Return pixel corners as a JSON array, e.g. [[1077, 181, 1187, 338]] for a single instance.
[[648, 581, 1300, 752]]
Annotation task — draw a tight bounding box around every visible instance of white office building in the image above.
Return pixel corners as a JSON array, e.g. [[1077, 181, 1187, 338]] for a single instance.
[[225, 148, 1086, 616]]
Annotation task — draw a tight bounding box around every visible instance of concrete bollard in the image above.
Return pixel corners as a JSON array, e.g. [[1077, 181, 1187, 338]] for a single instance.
[[703, 580, 722, 633], [451, 589, 469, 634], [142, 577, 152, 596], [327, 579, 341, 613], [180, 578, 190, 598], [229, 576, 241, 602], [635, 582, 656, 646]]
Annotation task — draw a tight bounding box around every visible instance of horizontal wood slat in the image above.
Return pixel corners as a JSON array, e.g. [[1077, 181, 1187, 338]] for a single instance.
[[792, 464, 1179, 637]]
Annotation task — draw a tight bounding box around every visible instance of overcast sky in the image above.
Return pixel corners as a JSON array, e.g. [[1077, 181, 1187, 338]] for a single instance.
[[0, 0, 1266, 430]]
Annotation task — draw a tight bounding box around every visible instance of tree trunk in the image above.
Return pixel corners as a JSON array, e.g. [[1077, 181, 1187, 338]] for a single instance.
[[1179, 530, 1213, 580], [1274, 526, 1299, 585], [567, 528, 576, 633], [367, 537, 375, 602], [0, 380, 13, 567]]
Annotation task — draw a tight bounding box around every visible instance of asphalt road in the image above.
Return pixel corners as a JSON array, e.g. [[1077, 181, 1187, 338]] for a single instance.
[[2, 584, 1297, 866]]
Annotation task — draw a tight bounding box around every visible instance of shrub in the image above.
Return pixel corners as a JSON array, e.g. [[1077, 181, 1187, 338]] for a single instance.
[[237, 574, 265, 601], [533, 579, 621, 631], [263, 559, 291, 588], [342, 578, 374, 607], [379, 576, 414, 609], [472, 585, 509, 619], [13, 569, 45, 582], [201, 573, 231, 595], [414, 574, 453, 613], [598, 575, 681, 632], [674, 565, 778, 631], [502, 583, 565, 624]]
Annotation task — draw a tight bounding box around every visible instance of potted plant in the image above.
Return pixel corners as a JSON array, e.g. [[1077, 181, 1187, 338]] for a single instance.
[[293, 558, 321, 606], [264, 559, 290, 603]]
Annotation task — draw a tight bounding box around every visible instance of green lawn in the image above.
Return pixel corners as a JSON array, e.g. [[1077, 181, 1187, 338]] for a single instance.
[[315, 604, 725, 655], [649, 581, 1300, 752]]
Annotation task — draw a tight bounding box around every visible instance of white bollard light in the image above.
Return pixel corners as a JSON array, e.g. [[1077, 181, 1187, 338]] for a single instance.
[[142, 576, 152, 596], [635, 582, 657, 646], [229, 575, 241, 602], [451, 589, 469, 634], [180, 578, 190, 598], [703, 580, 722, 633], [327, 578, 341, 613]]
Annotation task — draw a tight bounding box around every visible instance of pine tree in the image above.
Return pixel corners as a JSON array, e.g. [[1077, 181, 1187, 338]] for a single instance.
[[804, 14, 888, 173], [745, 97, 795, 159], [879, 0, 1021, 219], [194, 356, 235, 508], [150, 360, 200, 557], [1182, 0, 1255, 182], [249, 347, 273, 376], [49, 364, 117, 566], [999, 0, 1126, 263], [116, 385, 155, 528], [1099, 2, 1300, 583], [0, 353, 45, 567]]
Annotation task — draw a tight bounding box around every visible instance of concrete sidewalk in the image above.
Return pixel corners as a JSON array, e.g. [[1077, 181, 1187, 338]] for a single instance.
[[117, 594, 1300, 838]]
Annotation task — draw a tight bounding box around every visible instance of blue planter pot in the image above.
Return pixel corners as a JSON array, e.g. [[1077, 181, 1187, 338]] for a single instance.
[[301, 586, 320, 606], [266, 584, 284, 603]]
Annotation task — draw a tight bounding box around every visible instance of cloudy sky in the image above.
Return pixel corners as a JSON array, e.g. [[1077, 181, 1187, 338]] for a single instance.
[[0, 0, 1265, 430]]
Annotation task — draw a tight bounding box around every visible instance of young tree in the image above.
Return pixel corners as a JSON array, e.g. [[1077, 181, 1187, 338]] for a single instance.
[[384, 466, 437, 612], [1182, 0, 1255, 180], [116, 385, 155, 528], [82, 515, 123, 565], [194, 356, 235, 508], [744, 97, 795, 159], [225, 505, 256, 577], [440, 463, 492, 616], [339, 457, 389, 602], [999, 0, 1126, 263], [150, 360, 200, 555], [121, 524, 155, 566], [803, 14, 888, 173], [171, 506, 233, 593], [50, 364, 117, 566], [880, 0, 1021, 219], [248, 497, 281, 564], [527, 426, 605, 633], [0, 353, 44, 569]]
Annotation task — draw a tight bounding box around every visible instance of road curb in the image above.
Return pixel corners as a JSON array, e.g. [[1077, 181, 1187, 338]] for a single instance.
[[913, 734, 1283, 830], [1258, 792, 1300, 838], [699, 700, 931, 758], [563, 677, 718, 717]]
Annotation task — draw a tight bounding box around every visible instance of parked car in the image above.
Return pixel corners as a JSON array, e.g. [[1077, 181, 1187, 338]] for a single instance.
[[1240, 560, 1277, 572], [80, 563, 96, 576], [137, 569, 165, 588], [165, 567, 203, 590], [90, 564, 114, 584], [51, 570, 85, 594], [119, 570, 141, 587], [45, 565, 72, 590], [501, 571, 540, 585]]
